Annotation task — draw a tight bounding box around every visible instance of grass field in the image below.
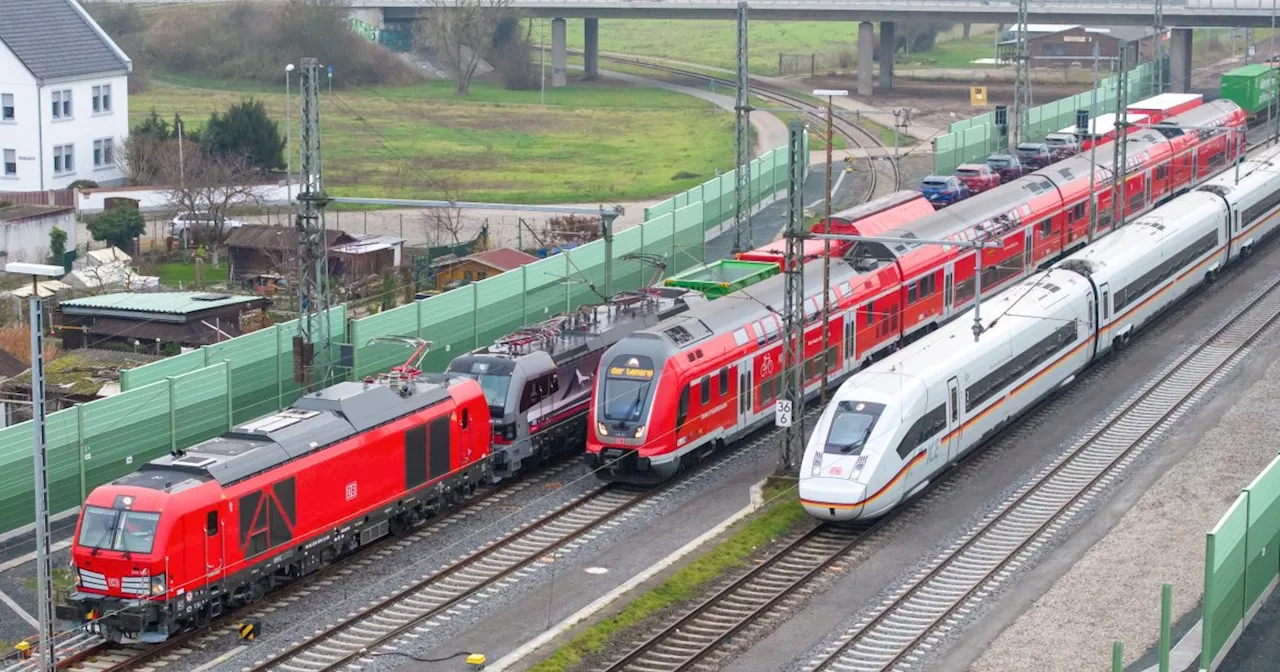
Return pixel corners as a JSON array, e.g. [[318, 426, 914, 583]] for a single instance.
[[155, 261, 229, 287], [133, 75, 736, 204], [559, 20, 1001, 75]]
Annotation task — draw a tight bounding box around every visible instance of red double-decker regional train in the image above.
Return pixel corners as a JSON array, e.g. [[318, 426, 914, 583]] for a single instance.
[[57, 355, 491, 643], [586, 99, 1247, 482]]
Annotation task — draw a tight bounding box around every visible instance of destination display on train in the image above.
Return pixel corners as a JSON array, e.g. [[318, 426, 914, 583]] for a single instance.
[[608, 365, 654, 380], [607, 356, 655, 380]]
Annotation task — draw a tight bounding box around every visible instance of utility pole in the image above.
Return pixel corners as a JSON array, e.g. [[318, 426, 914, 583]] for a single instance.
[[733, 1, 754, 254], [1011, 0, 1032, 147], [294, 58, 332, 391], [1154, 0, 1165, 93], [1087, 42, 1104, 242], [778, 120, 806, 474], [601, 208, 618, 297], [1111, 43, 1130, 233], [1272, 0, 1278, 146], [6, 263, 64, 672], [814, 89, 846, 405]]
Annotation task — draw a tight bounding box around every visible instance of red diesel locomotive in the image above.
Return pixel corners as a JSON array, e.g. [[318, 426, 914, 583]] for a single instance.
[[57, 357, 491, 643], [587, 100, 1247, 482]]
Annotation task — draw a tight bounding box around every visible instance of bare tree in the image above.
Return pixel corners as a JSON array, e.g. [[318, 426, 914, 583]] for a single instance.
[[419, 0, 512, 95], [164, 152, 268, 265], [417, 178, 471, 245], [116, 135, 176, 186]]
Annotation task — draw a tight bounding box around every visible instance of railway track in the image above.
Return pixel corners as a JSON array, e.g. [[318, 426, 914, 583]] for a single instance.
[[245, 484, 652, 671], [0, 458, 587, 672], [802, 273, 1280, 672], [603, 521, 875, 672], [578, 52, 902, 202]]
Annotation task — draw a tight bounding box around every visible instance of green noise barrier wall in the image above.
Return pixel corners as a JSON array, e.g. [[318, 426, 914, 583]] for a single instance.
[[1201, 453, 1280, 670], [0, 140, 807, 536]]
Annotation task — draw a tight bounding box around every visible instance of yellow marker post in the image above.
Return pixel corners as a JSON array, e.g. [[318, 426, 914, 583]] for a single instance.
[[971, 86, 988, 107], [467, 652, 487, 669], [14, 641, 31, 659]]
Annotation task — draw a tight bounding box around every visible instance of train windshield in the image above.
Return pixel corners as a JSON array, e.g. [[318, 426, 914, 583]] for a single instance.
[[77, 506, 161, 555], [448, 357, 515, 413], [602, 355, 656, 423], [823, 401, 886, 456]]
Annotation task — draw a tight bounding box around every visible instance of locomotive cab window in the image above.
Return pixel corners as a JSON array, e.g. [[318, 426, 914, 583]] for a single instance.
[[718, 368, 730, 397], [603, 355, 656, 423], [77, 506, 161, 555], [206, 511, 218, 536], [823, 401, 886, 456], [461, 408, 470, 429]]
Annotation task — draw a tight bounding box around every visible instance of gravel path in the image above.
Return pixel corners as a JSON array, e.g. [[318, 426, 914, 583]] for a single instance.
[[968, 334, 1280, 672]]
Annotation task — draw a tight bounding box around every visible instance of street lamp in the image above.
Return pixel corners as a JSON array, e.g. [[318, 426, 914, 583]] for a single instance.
[[5, 261, 66, 672], [286, 63, 295, 201], [812, 88, 846, 404]]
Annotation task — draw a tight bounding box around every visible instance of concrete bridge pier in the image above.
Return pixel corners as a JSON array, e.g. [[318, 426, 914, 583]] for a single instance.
[[552, 17, 567, 87], [1169, 27, 1193, 93], [879, 21, 894, 90], [584, 18, 600, 80], [858, 21, 874, 97]]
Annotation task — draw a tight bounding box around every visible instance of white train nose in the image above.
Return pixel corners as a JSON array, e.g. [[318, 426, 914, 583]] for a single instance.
[[799, 478, 866, 521]]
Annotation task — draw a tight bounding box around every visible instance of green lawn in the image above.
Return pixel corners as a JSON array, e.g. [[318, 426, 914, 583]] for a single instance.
[[132, 76, 736, 204], [559, 20, 1002, 75], [156, 261, 230, 287]]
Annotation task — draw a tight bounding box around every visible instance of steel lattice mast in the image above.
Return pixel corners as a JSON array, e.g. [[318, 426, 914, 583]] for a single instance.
[[1154, 0, 1166, 93], [294, 57, 332, 391], [733, 1, 754, 254], [1111, 44, 1131, 232], [1011, 0, 1032, 148], [779, 120, 806, 474]]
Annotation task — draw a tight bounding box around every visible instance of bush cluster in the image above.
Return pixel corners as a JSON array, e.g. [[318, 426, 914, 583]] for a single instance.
[[87, 0, 420, 89]]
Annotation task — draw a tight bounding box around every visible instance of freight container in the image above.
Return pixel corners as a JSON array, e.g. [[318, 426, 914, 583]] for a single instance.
[[1220, 64, 1279, 117], [663, 260, 778, 298]]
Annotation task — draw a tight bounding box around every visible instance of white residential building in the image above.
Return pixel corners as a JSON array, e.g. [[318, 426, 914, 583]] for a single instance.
[[0, 0, 132, 192]]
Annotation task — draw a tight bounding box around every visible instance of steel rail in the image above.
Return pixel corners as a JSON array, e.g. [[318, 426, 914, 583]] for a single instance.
[[806, 272, 1280, 672], [244, 484, 652, 671]]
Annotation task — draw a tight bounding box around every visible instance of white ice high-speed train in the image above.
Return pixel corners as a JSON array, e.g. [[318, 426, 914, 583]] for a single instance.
[[800, 144, 1280, 522]]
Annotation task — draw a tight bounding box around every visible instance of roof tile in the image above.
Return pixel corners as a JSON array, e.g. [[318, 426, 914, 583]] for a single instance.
[[0, 0, 130, 81]]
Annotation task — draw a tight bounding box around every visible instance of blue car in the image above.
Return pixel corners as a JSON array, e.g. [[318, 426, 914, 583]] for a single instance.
[[920, 175, 970, 208]]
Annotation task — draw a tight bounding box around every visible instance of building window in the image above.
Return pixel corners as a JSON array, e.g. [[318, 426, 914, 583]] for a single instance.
[[93, 138, 114, 168], [92, 84, 112, 113], [1, 94, 13, 121], [51, 89, 71, 119], [3, 149, 15, 177], [53, 144, 74, 175]]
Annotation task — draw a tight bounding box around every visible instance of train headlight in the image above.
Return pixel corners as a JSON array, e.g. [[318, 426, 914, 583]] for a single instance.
[[150, 574, 166, 596], [634, 425, 645, 439], [810, 451, 823, 477], [597, 422, 608, 436]]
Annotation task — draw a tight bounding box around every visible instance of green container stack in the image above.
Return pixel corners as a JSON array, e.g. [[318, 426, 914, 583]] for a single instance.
[[1220, 64, 1279, 116]]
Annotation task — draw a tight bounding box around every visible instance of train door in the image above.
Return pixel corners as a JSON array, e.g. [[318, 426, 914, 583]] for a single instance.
[[204, 509, 223, 579], [944, 377, 962, 462], [1022, 229, 1033, 276], [738, 362, 752, 427], [1098, 282, 1111, 350], [944, 268, 954, 317]]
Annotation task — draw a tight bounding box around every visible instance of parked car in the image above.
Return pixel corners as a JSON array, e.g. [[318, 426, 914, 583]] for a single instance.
[[920, 175, 970, 208], [1015, 142, 1055, 170], [168, 212, 246, 238], [985, 154, 1026, 183], [953, 163, 1001, 194], [1043, 133, 1081, 160]]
